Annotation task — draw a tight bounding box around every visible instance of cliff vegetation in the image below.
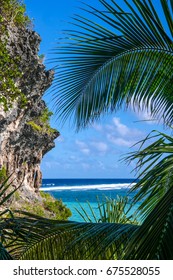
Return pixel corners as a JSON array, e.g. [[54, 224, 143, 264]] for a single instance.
[[0, 0, 31, 110], [0, 0, 70, 220]]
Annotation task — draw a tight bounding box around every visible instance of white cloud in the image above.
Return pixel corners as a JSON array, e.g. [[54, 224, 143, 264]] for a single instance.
[[107, 134, 134, 147], [105, 117, 144, 148], [113, 117, 130, 136], [112, 117, 143, 137], [69, 155, 77, 160], [75, 140, 91, 155], [105, 124, 115, 131], [91, 141, 108, 153], [75, 140, 87, 149], [81, 148, 90, 155], [76, 139, 108, 155], [55, 136, 65, 143], [74, 118, 144, 155], [68, 155, 83, 162], [43, 161, 61, 169]]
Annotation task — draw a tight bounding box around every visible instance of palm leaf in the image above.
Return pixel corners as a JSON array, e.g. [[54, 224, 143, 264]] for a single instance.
[[75, 199, 98, 223], [0, 211, 138, 260], [19, 221, 138, 260], [125, 130, 173, 220], [0, 176, 22, 259], [0, 243, 13, 260], [0, 175, 17, 208], [124, 185, 173, 259], [52, 0, 173, 128], [76, 195, 139, 224]]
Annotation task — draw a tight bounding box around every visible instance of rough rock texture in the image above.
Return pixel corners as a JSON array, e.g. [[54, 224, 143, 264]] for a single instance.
[[0, 26, 59, 199]]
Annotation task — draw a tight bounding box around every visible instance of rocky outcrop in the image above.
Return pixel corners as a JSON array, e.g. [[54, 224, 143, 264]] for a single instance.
[[0, 26, 59, 198]]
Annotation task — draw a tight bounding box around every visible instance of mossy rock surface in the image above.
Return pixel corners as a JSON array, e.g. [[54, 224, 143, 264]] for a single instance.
[[10, 190, 72, 220]]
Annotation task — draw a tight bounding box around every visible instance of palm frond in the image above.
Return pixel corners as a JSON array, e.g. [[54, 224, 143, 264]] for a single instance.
[[76, 195, 139, 224], [125, 130, 173, 220], [0, 175, 16, 208], [19, 221, 138, 260], [0, 211, 138, 260], [52, 0, 173, 128], [0, 243, 13, 260], [0, 176, 22, 259], [160, 0, 173, 37], [124, 185, 173, 259]]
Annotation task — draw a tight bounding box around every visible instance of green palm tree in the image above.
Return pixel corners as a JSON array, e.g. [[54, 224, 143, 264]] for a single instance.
[[75, 195, 139, 224], [1, 0, 173, 260], [53, 0, 173, 129]]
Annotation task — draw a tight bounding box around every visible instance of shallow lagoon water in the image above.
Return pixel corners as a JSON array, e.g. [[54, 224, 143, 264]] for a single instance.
[[40, 178, 140, 222]]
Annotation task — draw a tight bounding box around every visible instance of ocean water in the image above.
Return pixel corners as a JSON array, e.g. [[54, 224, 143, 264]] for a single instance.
[[40, 178, 139, 222]]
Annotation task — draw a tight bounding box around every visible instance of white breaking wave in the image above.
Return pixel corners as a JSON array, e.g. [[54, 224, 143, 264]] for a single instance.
[[40, 183, 136, 192]]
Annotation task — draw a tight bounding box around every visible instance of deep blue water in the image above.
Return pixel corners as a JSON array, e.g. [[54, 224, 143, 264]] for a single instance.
[[40, 178, 139, 222]]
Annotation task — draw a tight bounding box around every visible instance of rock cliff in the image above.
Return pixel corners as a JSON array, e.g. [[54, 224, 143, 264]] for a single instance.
[[0, 26, 59, 199]]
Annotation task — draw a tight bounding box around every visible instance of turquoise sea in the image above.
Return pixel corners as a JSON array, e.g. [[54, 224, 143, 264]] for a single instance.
[[40, 178, 140, 222]]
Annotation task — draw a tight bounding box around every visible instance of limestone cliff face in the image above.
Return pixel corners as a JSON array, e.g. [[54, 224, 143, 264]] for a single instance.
[[0, 26, 59, 198]]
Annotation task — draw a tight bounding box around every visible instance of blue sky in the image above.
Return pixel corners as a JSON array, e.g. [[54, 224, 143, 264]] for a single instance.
[[24, 0, 166, 178]]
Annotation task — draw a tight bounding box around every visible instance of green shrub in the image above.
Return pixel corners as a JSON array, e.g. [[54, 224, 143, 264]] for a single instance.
[[39, 108, 53, 123], [21, 202, 45, 217], [11, 191, 71, 220], [13, 190, 20, 201], [40, 191, 72, 220], [0, 166, 7, 183], [27, 121, 42, 132], [0, 0, 32, 110], [27, 108, 59, 135], [0, 0, 31, 27]]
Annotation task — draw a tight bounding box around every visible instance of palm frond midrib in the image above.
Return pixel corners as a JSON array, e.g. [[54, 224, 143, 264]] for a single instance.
[[75, 46, 172, 105]]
